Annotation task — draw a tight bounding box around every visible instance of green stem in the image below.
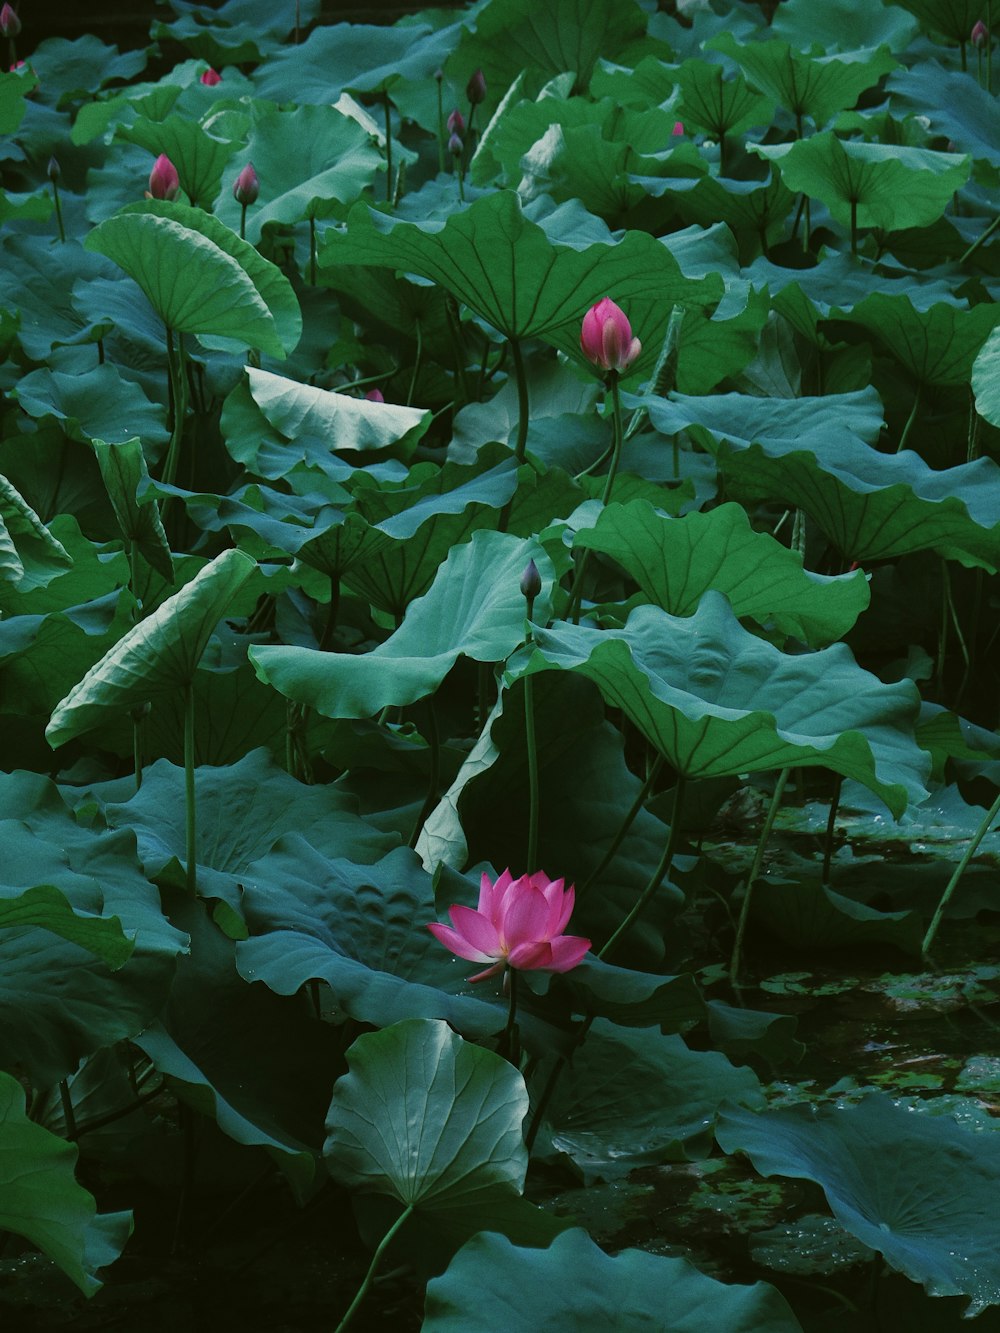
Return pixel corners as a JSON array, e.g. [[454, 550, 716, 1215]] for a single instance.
[[599, 775, 687, 963], [309, 215, 316, 286], [923, 787, 1000, 955], [132, 706, 145, 792], [510, 337, 530, 464], [59, 1079, 77, 1139], [457, 161, 465, 202], [579, 755, 664, 896], [989, 0, 993, 92], [959, 212, 1000, 265], [436, 77, 445, 175], [850, 197, 858, 256], [184, 682, 197, 895], [406, 319, 423, 407], [499, 967, 520, 1064], [565, 372, 624, 622], [319, 576, 340, 652], [729, 768, 790, 983], [333, 1205, 415, 1333], [51, 181, 65, 243], [162, 326, 187, 487], [821, 773, 843, 886], [383, 92, 393, 205], [240, 202, 247, 241], [523, 671, 539, 875], [408, 699, 441, 849], [896, 382, 922, 453]]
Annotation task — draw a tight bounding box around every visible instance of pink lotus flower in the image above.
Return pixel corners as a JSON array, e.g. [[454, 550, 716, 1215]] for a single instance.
[[580, 297, 642, 374], [972, 18, 989, 45], [428, 869, 591, 983], [232, 161, 259, 205], [672, 120, 684, 136], [148, 154, 180, 201], [0, 4, 21, 38], [200, 66, 222, 85]]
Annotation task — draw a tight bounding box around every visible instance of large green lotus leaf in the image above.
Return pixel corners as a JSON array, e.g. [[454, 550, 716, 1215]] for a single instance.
[[673, 57, 775, 139], [676, 286, 772, 394], [893, 0, 987, 43], [754, 135, 970, 233], [321, 191, 722, 380], [27, 33, 146, 106], [135, 892, 340, 1195], [212, 103, 383, 243], [829, 292, 1000, 387], [662, 173, 796, 251], [0, 69, 35, 133], [711, 33, 898, 128], [517, 594, 928, 816], [0, 885, 133, 970], [0, 475, 72, 592], [773, 0, 917, 50], [325, 1017, 527, 1209], [0, 1073, 132, 1296], [46, 549, 256, 748], [0, 514, 128, 620], [251, 531, 553, 720], [887, 60, 1000, 172], [116, 113, 239, 208], [424, 1228, 803, 1332], [84, 210, 286, 355], [716, 1094, 1000, 1312], [537, 1020, 762, 1182], [103, 748, 397, 902], [153, 0, 321, 64], [575, 500, 869, 647], [235, 843, 512, 1041], [971, 324, 1000, 427], [0, 238, 116, 362], [13, 366, 169, 450], [452, 0, 647, 109], [647, 390, 1000, 569], [751, 876, 924, 954], [92, 437, 173, 583]]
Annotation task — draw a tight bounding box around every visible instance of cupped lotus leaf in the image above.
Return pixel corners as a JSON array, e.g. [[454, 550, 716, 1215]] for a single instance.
[[711, 32, 898, 128], [753, 135, 970, 233], [0, 885, 133, 969], [893, 0, 988, 43], [325, 1018, 528, 1212], [0, 1073, 133, 1297], [537, 1019, 763, 1181], [829, 292, 1000, 387], [0, 475, 72, 592], [451, 0, 647, 109], [673, 57, 775, 140], [716, 1094, 1000, 1312], [46, 548, 256, 748], [888, 61, 1000, 169], [84, 209, 289, 356], [13, 366, 169, 449], [212, 103, 384, 244], [321, 190, 722, 380], [92, 437, 173, 583], [251, 531, 553, 720], [516, 594, 929, 816], [424, 1228, 803, 1333], [574, 499, 870, 646], [116, 113, 240, 208], [662, 172, 796, 249], [774, 0, 917, 48], [153, 0, 321, 63]]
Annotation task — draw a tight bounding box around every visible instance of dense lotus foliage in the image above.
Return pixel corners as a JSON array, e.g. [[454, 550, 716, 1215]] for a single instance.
[[3, 0, 1000, 1326]]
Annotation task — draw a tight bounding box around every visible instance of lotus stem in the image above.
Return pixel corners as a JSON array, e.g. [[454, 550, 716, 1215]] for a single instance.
[[406, 318, 423, 406], [923, 787, 1000, 955], [383, 92, 393, 205], [51, 179, 65, 244], [334, 1205, 414, 1333], [184, 681, 197, 895], [729, 767, 790, 983], [566, 371, 623, 622], [239, 202, 247, 241], [821, 774, 843, 886], [499, 967, 520, 1064], [309, 215, 316, 286], [436, 76, 445, 175], [599, 773, 687, 962], [896, 382, 921, 453], [523, 666, 539, 876], [162, 327, 188, 491], [580, 755, 664, 896], [59, 1079, 77, 1139], [510, 337, 530, 464], [850, 197, 858, 256], [408, 698, 440, 849], [960, 212, 1000, 264]]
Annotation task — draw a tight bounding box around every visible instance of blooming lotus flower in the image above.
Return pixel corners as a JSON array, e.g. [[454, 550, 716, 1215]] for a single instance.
[[0, 4, 21, 38], [148, 154, 180, 201], [447, 107, 466, 136], [364, 388, 384, 402], [232, 161, 259, 206], [200, 66, 222, 85], [580, 297, 642, 374], [428, 869, 591, 983], [467, 68, 487, 105]]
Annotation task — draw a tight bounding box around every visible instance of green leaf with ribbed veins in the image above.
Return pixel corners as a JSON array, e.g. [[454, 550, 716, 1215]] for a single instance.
[[0, 1073, 132, 1297], [516, 593, 928, 816], [251, 531, 553, 720], [0, 475, 72, 591], [321, 191, 721, 381], [0, 885, 134, 969], [673, 57, 775, 139], [46, 549, 256, 748], [753, 135, 969, 233], [830, 292, 1000, 386], [575, 500, 869, 647], [84, 209, 289, 356], [92, 437, 173, 583], [892, 0, 987, 43], [711, 33, 897, 128], [116, 114, 239, 208], [14, 366, 169, 449]]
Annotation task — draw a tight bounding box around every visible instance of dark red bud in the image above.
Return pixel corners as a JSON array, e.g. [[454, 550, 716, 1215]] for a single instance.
[[466, 68, 486, 105], [520, 559, 541, 601]]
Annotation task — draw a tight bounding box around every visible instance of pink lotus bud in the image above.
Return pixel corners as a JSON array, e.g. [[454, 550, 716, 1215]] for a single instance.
[[580, 297, 642, 374], [200, 66, 222, 85], [672, 120, 684, 137], [448, 131, 464, 158], [232, 161, 259, 206], [364, 388, 384, 402], [0, 4, 21, 38], [972, 18, 989, 45], [520, 559, 541, 601], [447, 107, 466, 136], [428, 869, 590, 983], [8, 58, 23, 71], [466, 68, 487, 105], [148, 154, 180, 201]]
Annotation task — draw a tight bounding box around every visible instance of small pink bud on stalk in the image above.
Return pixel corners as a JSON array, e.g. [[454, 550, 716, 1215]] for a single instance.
[[147, 154, 180, 201], [200, 66, 222, 85], [972, 18, 988, 45], [520, 559, 541, 602], [447, 130, 463, 158], [0, 4, 21, 37], [580, 298, 642, 375], [672, 120, 684, 137], [466, 68, 487, 106], [364, 388, 384, 403], [447, 107, 465, 136], [232, 161, 259, 239]]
